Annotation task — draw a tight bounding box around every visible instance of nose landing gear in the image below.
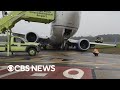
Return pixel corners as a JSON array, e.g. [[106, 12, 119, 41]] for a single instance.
[[61, 40, 69, 50]]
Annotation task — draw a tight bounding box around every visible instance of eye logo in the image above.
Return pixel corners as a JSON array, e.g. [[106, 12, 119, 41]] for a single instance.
[[63, 68, 84, 79], [7, 65, 14, 72]]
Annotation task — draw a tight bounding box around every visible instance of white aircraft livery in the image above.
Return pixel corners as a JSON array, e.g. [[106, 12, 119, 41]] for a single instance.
[[12, 11, 117, 51]]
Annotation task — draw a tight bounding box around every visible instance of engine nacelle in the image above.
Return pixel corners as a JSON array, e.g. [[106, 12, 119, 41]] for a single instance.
[[25, 32, 39, 42], [77, 39, 90, 51]]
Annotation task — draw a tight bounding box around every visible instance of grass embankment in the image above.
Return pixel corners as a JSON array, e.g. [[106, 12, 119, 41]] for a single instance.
[[88, 43, 120, 54]]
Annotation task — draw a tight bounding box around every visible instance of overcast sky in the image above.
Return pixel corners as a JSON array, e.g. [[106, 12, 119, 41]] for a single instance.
[[0, 11, 120, 37]]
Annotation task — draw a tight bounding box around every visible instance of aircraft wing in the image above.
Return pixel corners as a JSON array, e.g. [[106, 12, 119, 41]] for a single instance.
[[68, 39, 117, 48], [68, 39, 78, 43], [90, 42, 117, 47], [12, 32, 25, 38]]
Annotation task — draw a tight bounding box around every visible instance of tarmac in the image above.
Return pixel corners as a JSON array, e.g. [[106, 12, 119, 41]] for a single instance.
[[0, 50, 120, 79]]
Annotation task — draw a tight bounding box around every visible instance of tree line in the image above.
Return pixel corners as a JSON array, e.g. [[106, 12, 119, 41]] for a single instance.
[[0, 34, 120, 42]]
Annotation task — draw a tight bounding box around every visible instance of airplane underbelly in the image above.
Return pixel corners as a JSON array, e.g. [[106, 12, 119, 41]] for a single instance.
[[50, 25, 78, 45], [50, 26, 64, 45]]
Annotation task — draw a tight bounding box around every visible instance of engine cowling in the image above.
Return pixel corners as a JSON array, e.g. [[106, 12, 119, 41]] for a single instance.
[[25, 32, 39, 42], [77, 39, 90, 51]]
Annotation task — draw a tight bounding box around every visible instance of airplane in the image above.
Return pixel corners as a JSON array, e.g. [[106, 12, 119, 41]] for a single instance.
[[2, 11, 117, 51]]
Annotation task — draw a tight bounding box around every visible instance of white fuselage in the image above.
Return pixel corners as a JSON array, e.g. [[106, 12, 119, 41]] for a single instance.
[[50, 11, 80, 46]]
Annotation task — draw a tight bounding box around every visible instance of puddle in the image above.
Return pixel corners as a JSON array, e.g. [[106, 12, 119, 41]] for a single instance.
[[5, 63, 10, 64], [62, 59, 73, 61], [40, 57, 73, 61], [40, 57, 53, 61], [22, 57, 31, 60]]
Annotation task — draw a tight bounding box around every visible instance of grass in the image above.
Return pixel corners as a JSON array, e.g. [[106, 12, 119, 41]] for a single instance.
[[88, 43, 120, 55]]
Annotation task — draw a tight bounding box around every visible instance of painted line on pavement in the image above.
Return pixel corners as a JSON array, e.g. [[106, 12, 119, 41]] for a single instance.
[[0, 71, 20, 78]]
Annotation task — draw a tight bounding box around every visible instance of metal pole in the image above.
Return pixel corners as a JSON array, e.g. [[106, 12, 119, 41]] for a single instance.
[[7, 30, 10, 56], [9, 29, 12, 55]]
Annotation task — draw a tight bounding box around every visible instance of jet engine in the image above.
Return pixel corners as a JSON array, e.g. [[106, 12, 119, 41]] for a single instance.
[[25, 32, 39, 42], [77, 39, 90, 51]]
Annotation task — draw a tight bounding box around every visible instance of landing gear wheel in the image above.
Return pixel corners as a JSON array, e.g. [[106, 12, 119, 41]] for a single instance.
[[61, 43, 69, 50], [64, 44, 69, 50], [28, 48, 37, 56]]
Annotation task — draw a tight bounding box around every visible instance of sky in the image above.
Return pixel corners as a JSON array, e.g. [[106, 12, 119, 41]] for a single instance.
[[0, 11, 120, 37]]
